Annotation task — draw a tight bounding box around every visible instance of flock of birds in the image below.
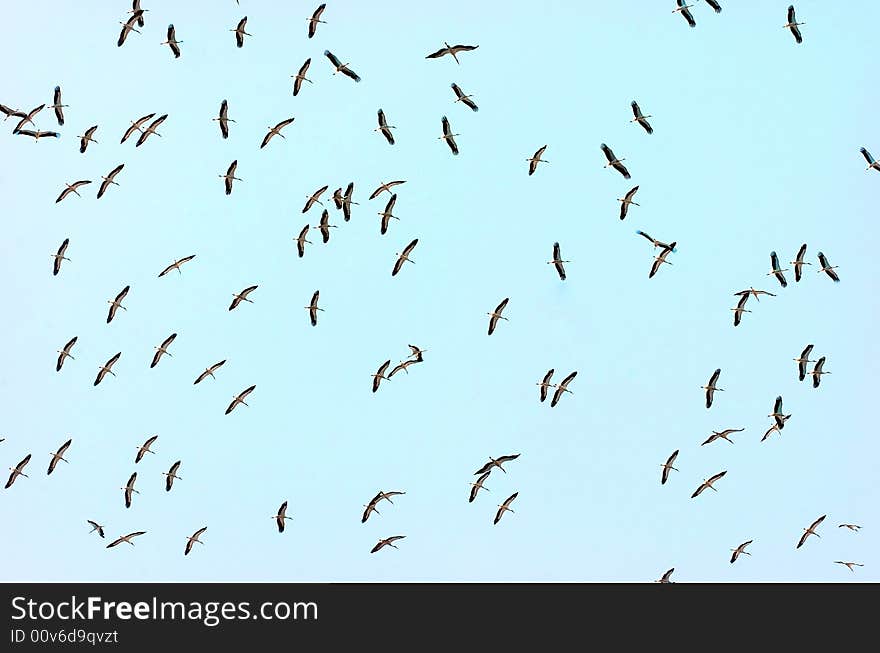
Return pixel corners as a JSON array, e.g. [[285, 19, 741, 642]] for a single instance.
[[1, 1, 871, 578]]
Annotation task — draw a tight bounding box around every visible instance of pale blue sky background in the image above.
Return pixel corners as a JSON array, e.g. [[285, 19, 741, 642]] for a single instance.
[[1, 1, 876, 582]]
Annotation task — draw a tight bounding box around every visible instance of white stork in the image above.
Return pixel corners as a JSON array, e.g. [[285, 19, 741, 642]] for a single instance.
[[342, 182, 357, 221], [474, 454, 520, 475], [150, 333, 177, 368], [314, 209, 337, 242], [106, 285, 130, 323], [229, 285, 258, 310], [261, 117, 295, 149], [392, 238, 418, 276], [734, 287, 776, 302], [371, 360, 392, 393], [158, 254, 196, 277], [551, 371, 577, 407], [47, 438, 72, 475], [649, 242, 676, 278], [161, 24, 182, 58], [378, 194, 400, 235], [50, 86, 67, 125], [487, 297, 509, 335], [730, 540, 752, 564], [701, 428, 744, 446], [661, 450, 679, 485], [78, 125, 98, 153], [794, 344, 814, 381], [371, 535, 405, 553], [790, 243, 811, 282], [796, 514, 825, 548], [469, 471, 491, 503], [226, 385, 256, 414], [700, 368, 723, 409], [94, 352, 122, 386], [163, 461, 182, 492], [5, 454, 31, 489], [527, 145, 548, 176], [184, 527, 207, 555], [536, 369, 556, 403], [51, 238, 71, 275], [302, 185, 328, 213], [292, 59, 313, 97], [87, 520, 105, 538], [306, 290, 323, 326], [618, 186, 640, 220], [630, 101, 653, 134], [120, 113, 155, 144], [784, 5, 805, 44], [118, 13, 143, 47], [375, 109, 395, 145], [97, 164, 124, 199], [548, 242, 570, 280], [232, 17, 251, 48], [656, 568, 675, 583], [451, 83, 479, 111], [193, 360, 226, 385], [636, 230, 674, 251], [295, 224, 312, 258], [838, 523, 861, 532], [56, 336, 77, 371], [324, 50, 361, 82], [273, 501, 292, 532], [425, 42, 479, 64], [769, 395, 791, 430], [860, 147, 880, 172], [213, 100, 234, 139], [135, 435, 158, 463], [13, 128, 59, 141], [13, 103, 45, 131], [308, 4, 326, 38], [494, 492, 518, 524], [369, 180, 405, 199], [439, 116, 460, 155], [834, 561, 864, 572], [106, 531, 146, 548], [731, 294, 751, 327], [691, 470, 727, 498], [121, 472, 138, 508], [817, 252, 840, 282], [811, 356, 830, 388]]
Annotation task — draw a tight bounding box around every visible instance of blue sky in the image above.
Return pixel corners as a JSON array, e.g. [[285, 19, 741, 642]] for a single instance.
[[1, 0, 876, 582]]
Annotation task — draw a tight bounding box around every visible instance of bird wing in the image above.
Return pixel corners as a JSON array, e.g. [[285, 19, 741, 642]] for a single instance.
[[631, 101, 642, 119], [473, 461, 494, 475], [600, 143, 615, 163], [691, 482, 708, 498], [682, 6, 696, 27], [496, 454, 520, 464], [709, 471, 727, 484], [787, 5, 796, 24], [324, 49, 342, 67], [709, 368, 721, 387], [613, 161, 631, 179], [796, 530, 810, 549], [860, 147, 875, 164], [426, 47, 449, 59]]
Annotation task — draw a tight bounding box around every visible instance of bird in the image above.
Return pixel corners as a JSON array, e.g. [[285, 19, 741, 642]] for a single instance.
[[226, 385, 256, 415], [371, 360, 392, 393], [701, 428, 744, 446], [839, 524, 861, 532], [817, 252, 840, 282], [315, 209, 337, 242], [630, 101, 653, 134], [5, 454, 31, 489], [232, 17, 251, 48], [97, 164, 124, 199], [129, 1, 147, 27], [656, 568, 675, 583], [784, 5, 805, 44], [161, 24, 182, 58], [796, 515, 825, 548], [811, 357, 830, 388], [342, 182, 357, 221], [220, 160, 242, 196], [474, 454, 520, 475], [213, 100, 234, 139], [834, 561, 864, 572], [378, 194, 400, 235], [859, 147, 880, 172], [121, 472, 138, 508], [551, 371, 577, 408], [12, 129, 59, 141], [494, 492, 518, 524], [487, 298, 509, 335], [649, 242, 676, 278], [701, 368, 723, 408], [324, 50, 361, 82], [439, 116, 460, 155], [0, 104, 26, 121], [135, 113, 167, 147], [795, 345, 814, 382], [106, 531, 146, 548], [425, 42, 479, 64], [548, 242, 570, 280], [527, 145, 548, 176], [78, 125, 98, 153], [407, 345, 427, 362], [673, 1, 696, 28], [371, 536, 406, 553], [451, 83, 478, 111], [163, 461, 182, 492], [302, 185, 328, 213], [150, 333, 177, 368], [731, 294, 751, 327], [469, 471, 491, 503], [705, 0, 722, 13], [389, 359, 418, 377], [734, 287, 776, 302], [636, 230, 675, 251], [87, 520, 105, 538], [51, 238, 71, 275], [306, 290, 323, 326], [730, 540, 752, 564], [47, 439, 72, 475], [761, 422, 784, 443], [273, 501, 292, 532], [184, 527, 207, 556], [135, 435, 158, 463], [50, 86, 67, 125], [308, 4, 327, 38], [260, 117, 295, 149], [536, 369, 556, 403], [375, 109, 395, 145], [295, 224, 312, 258], [120, 113, 155, 144], [661, 450, 679, 485], [158, 254, 196, 277], [767, 251, 788, 287], [790, 243, 811, 282], [769, 396, 791, 430], [369, 180, 405, 199], [292, 59, 313, 96], [94, 352, 121, 386], [229, 285, 258, 310], [193, 360, 226, 385], [106, 285, 130, 324], [618, 186, 640, 220], [56, 336, 77, 371], [117, 12, 143, 47], [691, 471, 727, 498], [392, 238, 419, 276], [332, 187, 344, 210]]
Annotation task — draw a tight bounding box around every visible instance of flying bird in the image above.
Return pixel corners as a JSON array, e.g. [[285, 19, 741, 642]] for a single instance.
[[811, 356, 830, 388], [324, 50, 361, 82], [817, 252, 840, 282], [766, 252, 789, 288], [494, 492, 518, 525], [796, 514, 825, 548], [691, 471, 727, 498], [630, 101, 653, 134], [87, 521, 105, 538], [392, 238, 418, 276], [487, 297, 509, 335], [213, 100, 234, 139], [50, 86, 67, 125], [150, 333, 177, 368], [369, 180, 405, 199], [474, 454, 520, 475], [273, 501, 292, 532], [56, 336, 77, 371], [291, 59, 313, 96], [701, 428, 744, 446], [295, 224, 312, 258], [469, 471, 491, 503], [731, 294, 751, 327], [407, 345, 426, 362], [308, 4, 327, 38], [129, 1, 146, 27], [451, 83, 478, 111], [135, 435, 158, 463], [260, 117, 295, 148], [761, 422, 783, 443], [371, 535, 406, 553], [656, 568, 675, 583], [94, 352, 121, 386], [220, 160, 242, 195], [106, 285, 130, 324], [5, 454, 31, 489], [342, 182, 357, 221], [13, 129, 59, 141], [673, 1, 696, 28], [232, 17, 251, 48], [117, 12, 143, 47], [362, 493, 383, 523], [375, 109, 395, 145], [78, 125, 98, 153], [47, 439, 72, 475], [121, 472, 138, 508], [527, 145, 548, 176], [225, 385, 256, 415], [601, 144, 630, 179], [229, 285, 257, 311], [184, 527, 207, 556], [371, 360, 392, 393], [120, 113, 155, 144], [661, 450, 679, 485], [306, 290, 323, 326], [550, 371, 577, 408], [158, 254, 196, 277], [794, 344, 814, 381], [106, 531, 146, 548], [302, 185, 328, 213], [536, 369, 556, 403], [701, 368, 723, 409], [730, 540, 752, 564], [425, 42, 479, 64], [378, 194, 400, 235], [548, 242, 570, 280], [315, 209, 337, 242], [0, 104, 26, 121], [734, 287, 776, 302], [784, 5, 805, 44], [97, 164, 124, 199], [649, 242, 676, 278], [769, 396, 790, 429], [790, 243, 811, 282], [163, 461, 182, 492], [389, 359, 417, 377], [439, 116, 460, 155], [161, 24, 182, 58], [839, 524, 861, 532], [834, 561, 864, 572], [51, 238, 71, 275], [618, 186, 640, 220], [193, 360, 226, 385], [332, 187, 344, 209], [636, 230, 674, 251], [859, 147, 880, 172]]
